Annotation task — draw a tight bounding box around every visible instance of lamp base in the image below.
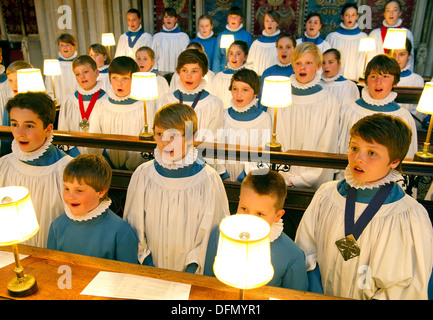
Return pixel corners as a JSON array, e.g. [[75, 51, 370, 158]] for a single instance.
[[7, 274, 38, 297], [139, 131, 154, 141], [265, 141, 281, 152], [414, 151, 433, 163]]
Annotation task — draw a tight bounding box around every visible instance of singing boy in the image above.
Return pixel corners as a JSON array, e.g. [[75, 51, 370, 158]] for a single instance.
[[47, 154, 138, 263], [123, 103, 230, 274], [115, 8, 153, 58], [295, 113, 433, 299], [0, 92, 72, 248], [58, 55, 107, 156], [212, 6, 253, 73]]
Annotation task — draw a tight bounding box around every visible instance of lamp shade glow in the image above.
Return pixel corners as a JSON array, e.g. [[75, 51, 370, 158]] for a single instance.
[[416, 82, 433, 114], [213, 214, 274, 290], [101, 33, 116, 46], [359, 37, 376, 52], [220, 34, 235, 49], [383, 28, 407, 50], [17, 68, 46, 93], [43, 59, 61, 76], [0, 186, 39, 246], [130, 72, 159, 100], [261, 76, 292, 108]]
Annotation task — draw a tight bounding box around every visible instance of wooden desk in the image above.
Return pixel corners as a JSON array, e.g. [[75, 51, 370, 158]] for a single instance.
[[0, 245, 343, 301]]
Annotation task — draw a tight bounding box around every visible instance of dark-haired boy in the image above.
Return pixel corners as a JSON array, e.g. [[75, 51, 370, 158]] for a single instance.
[[296, 113, 433, 299], [151, 7, 189, 73], [212, 6, 253, 73], [115, 8, 153, 58], [88, 56, 154, 170], [338, 54, 418, 159], [0, 92, 72, 248], [157, 49, 223, 144]]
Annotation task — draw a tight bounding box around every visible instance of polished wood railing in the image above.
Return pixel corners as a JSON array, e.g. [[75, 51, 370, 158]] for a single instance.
[[2, 126, 433, 176], [2, 120, 433, 238]]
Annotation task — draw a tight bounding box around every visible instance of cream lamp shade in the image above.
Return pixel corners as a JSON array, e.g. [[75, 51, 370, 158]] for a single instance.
[[383, 28, 407, 50], [213, 214, 274, 290], [101, 33, 116, 47], [17, 68, 46, 93], [261, 76, 292, 108], [0, 186, 39, 246], [43, 59, 61, 76], [359, 37, 376, 52], [220, 34, 235, 49], [416, 82, 433, 114], [130, 72, 159, 100]]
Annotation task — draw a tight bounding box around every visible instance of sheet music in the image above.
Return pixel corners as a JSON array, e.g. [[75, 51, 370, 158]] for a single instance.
[[0, 251, 28, 268], [80, 271, 191, 300]]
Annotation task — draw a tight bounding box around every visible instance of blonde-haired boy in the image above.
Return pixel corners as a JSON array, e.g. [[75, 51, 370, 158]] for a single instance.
[[123, 103, 229, 274], [271, 42, 340, 189], [204, 169, 308, 290]]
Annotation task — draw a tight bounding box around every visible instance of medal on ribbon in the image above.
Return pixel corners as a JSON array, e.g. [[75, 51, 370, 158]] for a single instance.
[[78, 89, 101, 132], [336, 182, 394, 261], [335, 234, 361, 261]]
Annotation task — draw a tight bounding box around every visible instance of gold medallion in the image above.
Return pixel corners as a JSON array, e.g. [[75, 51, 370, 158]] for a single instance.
[[335, 234, 360, 261], [79, 118, 89, 132]]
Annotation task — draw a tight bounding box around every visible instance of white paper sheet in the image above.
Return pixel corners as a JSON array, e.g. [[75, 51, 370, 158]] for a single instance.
[[0, 251, 28, 268], [80, 271, 191, 300]]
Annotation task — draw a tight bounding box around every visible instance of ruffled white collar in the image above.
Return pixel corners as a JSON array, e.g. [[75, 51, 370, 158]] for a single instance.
[[98, 65, 109, 72], [154, 146, 197, 170], [262, 29, 281, 37], [340, 21, 359, 30], [227, 62, 246, 71], [345, 166, 403, 190], [226, 23, 244, 33], [401, 60, 412, 72], [276, 61, 291, 68], [163, 23, 178, 32], [304, 31, 320, 39], [270, 219, 284, 242], [321, 69, 343, 82], [76, 80, 104, 96], [197, 31, 214, 39], [12, 134, 53, 161], [107, 85, 133, 102], [59, 51, 78, 61], [230, 97, 258, 113], [65, 199, 112, 222], [383, 18, 402, 28], [361, 87, 397, 106], [128, 24, 143, 33], [290, 72, 321, 89], [178, 78, 207, 95]]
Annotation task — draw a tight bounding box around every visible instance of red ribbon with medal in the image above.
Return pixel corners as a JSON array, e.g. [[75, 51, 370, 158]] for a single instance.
[[78, 89, 101, 132]]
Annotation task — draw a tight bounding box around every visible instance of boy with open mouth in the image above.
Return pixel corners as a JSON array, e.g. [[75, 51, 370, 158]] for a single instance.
[[295, 113, 433, 300], [0, 92, 72, 248], [88, 56, 155, 171], [273, 42, 340, 189], [123, 103, 229, 274], [338, 54, 418, 161], [296, 12, 331, 54], [325, 2, 368, 81]]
